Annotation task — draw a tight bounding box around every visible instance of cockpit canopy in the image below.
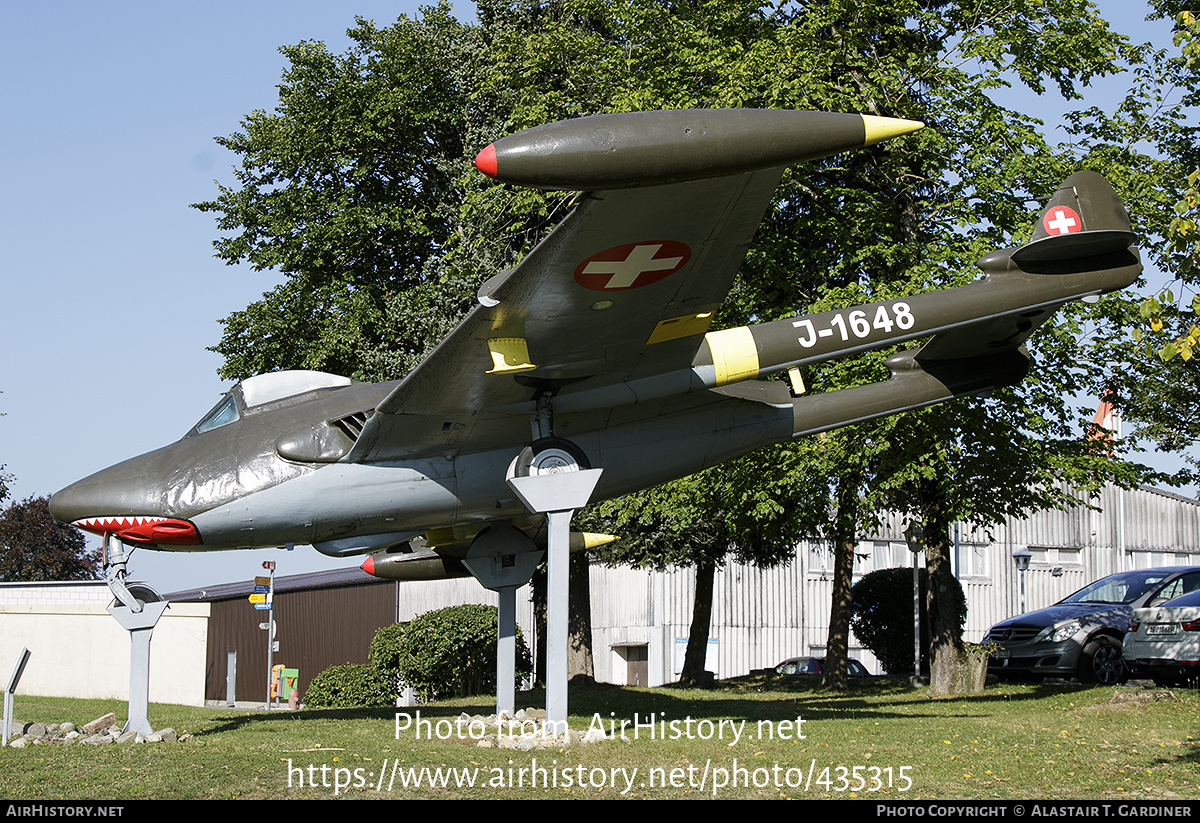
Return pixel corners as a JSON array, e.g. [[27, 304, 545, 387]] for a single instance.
[[190, 370, 353, 436]]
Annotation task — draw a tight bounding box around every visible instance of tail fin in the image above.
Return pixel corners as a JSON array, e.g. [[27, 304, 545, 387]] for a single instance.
[[1012, 170, 1137, 265], [915, 171, 1139, 361], [980, 170, 1138, 271]]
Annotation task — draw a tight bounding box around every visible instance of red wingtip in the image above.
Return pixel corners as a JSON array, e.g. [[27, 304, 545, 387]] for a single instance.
[[361, 555, 375, 576], [474, 144, 497, 178]]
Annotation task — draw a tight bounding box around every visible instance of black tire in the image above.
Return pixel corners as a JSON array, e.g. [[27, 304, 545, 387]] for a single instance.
[[126, 584, 162, 604], [109, 583, 162, 610], [1078, 636, 1126, 686], [509, 437, 590, 478]]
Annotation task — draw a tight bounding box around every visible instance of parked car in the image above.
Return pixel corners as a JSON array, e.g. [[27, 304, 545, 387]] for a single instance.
[[983, 566, 1200, 686], [774, 656, 870, 677], [1123, 588, 1200, 686]]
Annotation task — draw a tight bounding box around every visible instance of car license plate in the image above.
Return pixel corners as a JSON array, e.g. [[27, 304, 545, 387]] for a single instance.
[[1147, 624, 1177, 636], [992, 648, 1009, 659]]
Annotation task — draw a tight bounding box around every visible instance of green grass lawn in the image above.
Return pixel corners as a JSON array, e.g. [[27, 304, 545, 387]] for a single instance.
[[2, 677, 1197, 800]]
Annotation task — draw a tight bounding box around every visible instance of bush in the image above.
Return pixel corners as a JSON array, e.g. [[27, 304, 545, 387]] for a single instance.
[[850, 567, 966, 675], [304, 663, 396, 709], [395, 604, 531, 701], [368, 622, 408, 674]]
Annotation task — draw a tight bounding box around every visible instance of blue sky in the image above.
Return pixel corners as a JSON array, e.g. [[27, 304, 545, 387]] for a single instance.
[[0, 1, 1184, 593]]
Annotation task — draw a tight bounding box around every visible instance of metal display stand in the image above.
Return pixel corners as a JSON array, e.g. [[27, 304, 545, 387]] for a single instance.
[[507, 469, 603, 730], [107, 599, 168, 735], [102, 534, 167, 735], [463, 522, 543, 717]]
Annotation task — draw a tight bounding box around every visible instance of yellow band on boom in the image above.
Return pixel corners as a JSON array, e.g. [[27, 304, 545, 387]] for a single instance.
[[705, 326, 760, 386]]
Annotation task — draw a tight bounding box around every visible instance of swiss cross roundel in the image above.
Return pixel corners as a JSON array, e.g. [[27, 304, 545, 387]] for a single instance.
[[574, 241, 692, 291], [1042, 205, 1083, 236]]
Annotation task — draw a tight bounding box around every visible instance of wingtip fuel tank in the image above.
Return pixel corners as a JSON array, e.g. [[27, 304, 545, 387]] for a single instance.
[[362, 531, 617, 581], [474, 109, 923, 190]]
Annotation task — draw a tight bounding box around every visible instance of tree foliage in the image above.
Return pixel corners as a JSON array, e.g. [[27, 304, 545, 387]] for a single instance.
[[367, 621, 408, 674], [1113, 8, 1200, 471], [0, 395, 9, 506], [192, 6, 486, 380], [0, 496, 99, 582]]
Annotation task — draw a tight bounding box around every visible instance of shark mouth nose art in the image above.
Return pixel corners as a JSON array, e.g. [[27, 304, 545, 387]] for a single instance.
[[72, 516, 200, 545]]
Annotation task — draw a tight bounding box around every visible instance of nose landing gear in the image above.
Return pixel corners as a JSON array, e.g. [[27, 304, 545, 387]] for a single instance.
[[103, 534, 161, 612]]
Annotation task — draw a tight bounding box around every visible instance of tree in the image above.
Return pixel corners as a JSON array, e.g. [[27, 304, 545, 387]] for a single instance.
[[528, 551, 597, 684], [0, 394, 9, 506], [191, 5, 488, 381], [0, 497, 99, 582], [1113, 7, 1200, 470], [492, 0, 1159, 692], [850, 566, 966, 675], [792, 428, 889, 693]]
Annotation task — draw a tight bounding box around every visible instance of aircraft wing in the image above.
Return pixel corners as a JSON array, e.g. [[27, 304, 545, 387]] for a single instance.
[[345, 110, 923, 462], [348, 171, 781, 461]]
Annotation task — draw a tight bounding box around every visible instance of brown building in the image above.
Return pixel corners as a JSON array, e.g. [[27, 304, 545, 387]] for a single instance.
[[170, 568, 396, 704]]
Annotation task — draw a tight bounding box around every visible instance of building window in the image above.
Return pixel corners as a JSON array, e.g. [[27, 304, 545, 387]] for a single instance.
[[807, 540, 877, 577], [1028, 546, 1083, 567]]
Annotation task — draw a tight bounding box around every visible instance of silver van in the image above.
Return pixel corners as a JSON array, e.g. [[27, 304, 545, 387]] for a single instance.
[[983, 567, 1200, 686]]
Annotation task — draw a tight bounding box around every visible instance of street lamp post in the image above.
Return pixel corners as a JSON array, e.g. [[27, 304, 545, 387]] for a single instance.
[[1012, 546, 1032, 614], [904, 523, 925, 679]]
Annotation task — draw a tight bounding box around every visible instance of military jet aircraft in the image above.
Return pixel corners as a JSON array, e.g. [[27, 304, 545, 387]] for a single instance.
[[50, 108, 1141, 598]]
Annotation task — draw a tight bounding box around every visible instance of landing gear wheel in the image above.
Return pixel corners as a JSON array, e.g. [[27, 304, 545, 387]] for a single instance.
[[126, 584, 162, 605], [109, 583, 162, 610], [1078, 636, 1126, 686], [509, 437, 590, 478]]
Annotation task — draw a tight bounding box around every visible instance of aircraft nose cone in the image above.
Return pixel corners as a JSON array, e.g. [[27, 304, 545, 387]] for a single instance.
[[47, 485, 83, 526], [50, 472, 201, 546], [50, 472, 159, 526]]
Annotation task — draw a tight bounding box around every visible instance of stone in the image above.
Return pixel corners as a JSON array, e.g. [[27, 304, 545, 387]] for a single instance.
[[3, 715, 187, 750], [82, 713, 116, 734]]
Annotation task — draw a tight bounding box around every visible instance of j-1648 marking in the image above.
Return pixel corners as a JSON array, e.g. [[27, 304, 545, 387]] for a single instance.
[[793, 302, 915, 348]]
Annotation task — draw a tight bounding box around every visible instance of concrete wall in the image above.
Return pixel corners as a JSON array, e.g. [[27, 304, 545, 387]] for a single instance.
[[0, 582, 210, 707]]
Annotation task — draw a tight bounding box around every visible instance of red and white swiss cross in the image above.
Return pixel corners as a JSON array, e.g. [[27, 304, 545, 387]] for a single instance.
[[1042, 205, 1083, 236], [574, 241, 692, 291]]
